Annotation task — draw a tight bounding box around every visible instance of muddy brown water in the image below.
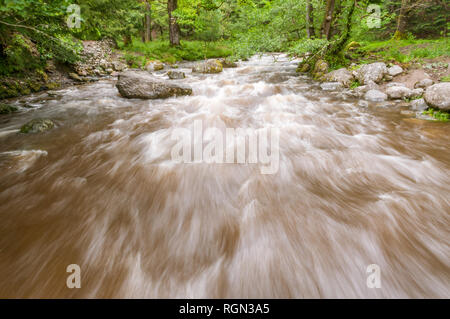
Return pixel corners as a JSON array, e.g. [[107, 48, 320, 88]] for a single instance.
[[0, 55, 449, 298]]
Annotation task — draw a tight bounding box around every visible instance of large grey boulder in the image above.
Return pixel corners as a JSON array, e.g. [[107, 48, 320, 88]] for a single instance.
[[322, 68, 354, 87], [355, 62, 388, 84], [388, 65, 403, 76], [116, 70, 192, 99], [424, 83, 450, 110], [192, 59, 223, 74], [20, 118, 55, 133], [365, 90, 387, 102], [386, 86, 413, 100], [414, 78, 434, 89]]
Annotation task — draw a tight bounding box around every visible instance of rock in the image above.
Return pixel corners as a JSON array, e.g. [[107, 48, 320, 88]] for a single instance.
[[424, 83, 450, 110], [116, 70, 192, 99], [320, 82, 343, 91], [358, 100, 369, 108], [386, 82, 406, 88], [322, 68, 354, 87], [414, 78, 434, 89], [355, 62, 388, 84], [354, 80, 379, 96], [20, 118, 55, 133], [314, 59, 329, 75], [192, 59, 223, 74], [146, 60, 164, 72], [218, 58, 238, 68], [410, 98, 428, 111], [365, 90, 387, 102], [388, 65, 403, 76], [386, 86, 413, 100], [112, 61, 127, 72], [0, 104, 18, 114], [167, 71, 186, 80], [384, 74, 394, 81], [69, 72, 83, 82], [297, 63, 310, 73], [410, 88, 424, 99]]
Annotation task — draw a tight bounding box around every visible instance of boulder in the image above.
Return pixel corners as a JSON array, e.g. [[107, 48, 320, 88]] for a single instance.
[[192, 59, 223, 74], [320, 82, 343, 91], [354, 80, 379, 97], [69, 72, 83, 82], [355, 62, 388, 84], [365, 90, 387, 102], [116, 70, 192, 99], [388, 65, 403, 76], [414, 78, 434, 89], [167, 71, 186, 80], [410, 88, 424, 99], [314, 59, 329, 74], [112, 61, 127, 72], [386, 86, 413, 100], [20, 118, 55, 133], [410, 98, 428, 112], [146, 60, 164, 72], [322, 68, 354, 87], [386, 82, 406, 88], [424, 83, 450, 110]]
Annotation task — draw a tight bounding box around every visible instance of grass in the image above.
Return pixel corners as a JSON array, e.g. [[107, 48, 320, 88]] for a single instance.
[[119, 39, 233, 65], [441, 75, 450, 82], [422, 108, 450, 122], [355, 38, 449, 64]]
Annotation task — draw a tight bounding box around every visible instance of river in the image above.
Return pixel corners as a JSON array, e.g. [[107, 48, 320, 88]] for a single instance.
[[0, 54, 449, 298]]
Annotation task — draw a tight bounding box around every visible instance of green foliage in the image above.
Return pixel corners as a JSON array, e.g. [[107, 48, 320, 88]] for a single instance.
[[440, 76, 450, 82], [422, 108, 449, 122], [121, 39, 232, 64]]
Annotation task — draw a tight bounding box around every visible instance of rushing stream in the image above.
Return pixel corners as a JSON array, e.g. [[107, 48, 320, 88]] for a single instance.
[[0, 54, 449, 298]]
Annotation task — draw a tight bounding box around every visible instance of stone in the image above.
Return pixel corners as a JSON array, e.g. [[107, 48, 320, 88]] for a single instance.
[[146, 60, 164, 72], [414, 78, 434, 89], [410, 88, 424, 99], [354, 80, 379, 96], [116, 70, 192, 99], [365, 90, 388, 102], [167, 71, 186, 80], [112, 61, 127, 72], [386, 82, 406, 88], [69, 72, 83, 82], [192, 59, 223, 74], [218, 58, 238, 68], [320, 82, 343, 91], [314, 59, 329, 75], [410, 98, 428, 112], [355, 62, 388, 84], [386, 86, 413, 100], [322, 68, 354, 87], [20, 118, 55, 133], [388, 65, 403, 76], [424, 83, 450, 110]]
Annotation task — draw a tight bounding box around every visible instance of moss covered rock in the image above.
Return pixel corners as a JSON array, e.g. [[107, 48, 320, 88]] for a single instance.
[[20, 118, 55, 134], [0, 104, 18, 114], [192, 59, 223, 74]]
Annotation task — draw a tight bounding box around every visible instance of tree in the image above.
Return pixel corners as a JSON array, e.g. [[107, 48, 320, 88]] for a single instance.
[[393, 0, 409, 39], [321, 0, 335, 40], [142, 0, 152, 42], [306, 0, 315, 38], [168, 0, 180, 46]]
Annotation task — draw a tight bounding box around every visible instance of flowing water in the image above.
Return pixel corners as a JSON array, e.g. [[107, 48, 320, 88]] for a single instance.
[[0, 54, 449, 298]]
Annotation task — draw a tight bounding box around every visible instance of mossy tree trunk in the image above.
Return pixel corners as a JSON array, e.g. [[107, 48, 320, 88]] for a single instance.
[[168, 0, 180, 46], [306, 0, 315, 38], [393, 0, 409, 40], [321, 0, 335, 40]]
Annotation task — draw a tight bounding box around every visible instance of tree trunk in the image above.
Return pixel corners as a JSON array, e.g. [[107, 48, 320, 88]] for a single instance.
[[306, 0, 315, 38], [393, 0, 409, 39], [321, 0, 335, 40], [144, 1, 152, 42], [168, 0, 180, 46]]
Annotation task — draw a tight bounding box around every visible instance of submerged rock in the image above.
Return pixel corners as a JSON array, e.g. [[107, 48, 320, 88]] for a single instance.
[[424, 83, 450, 110], [146, 60, 164, 72], [320, 82, 343, 91], [410, 98, 428, 111], [355, 62, 388, 84], [322, 68, 354, 87], [0, 104, 18, 114], [20, 118, 55, 133], [192, 59, 223, 74], [365, 90, 387, 102], [167, 71, 186, 80], [116, 70, 192, 99], [218, 58, 238, 68]]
